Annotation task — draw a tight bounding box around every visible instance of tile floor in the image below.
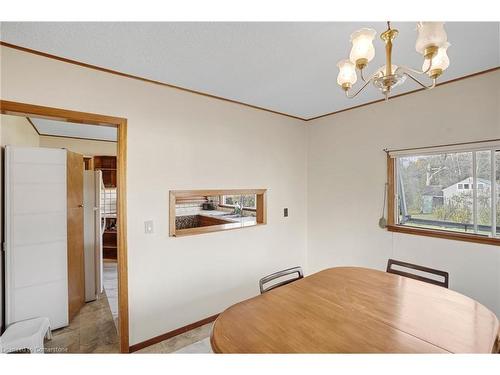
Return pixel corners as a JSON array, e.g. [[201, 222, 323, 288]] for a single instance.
[[134, 323, 213, 354], [43, 263, 213, 354], [174, 337, 212, 353], [103, 260, 119, 327], [44, 292, 120, 353]]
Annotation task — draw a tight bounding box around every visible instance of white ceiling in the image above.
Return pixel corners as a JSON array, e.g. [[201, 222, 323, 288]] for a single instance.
[[30, 118, 117, 141], [1, 22, 499, 119]]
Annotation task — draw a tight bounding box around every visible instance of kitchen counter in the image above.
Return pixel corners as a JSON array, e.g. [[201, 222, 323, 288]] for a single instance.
[[176, 209, 257, 225]]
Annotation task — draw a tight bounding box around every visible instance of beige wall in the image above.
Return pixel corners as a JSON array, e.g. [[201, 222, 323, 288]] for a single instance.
[[1, 114, 40, 147], [1, 44, 499, 345], [307, 70, 500, 316], [39, 136, 116, 156], [0, 46, 308, 344]]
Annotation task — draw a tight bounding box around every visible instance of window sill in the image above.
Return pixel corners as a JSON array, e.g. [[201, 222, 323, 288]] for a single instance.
[[174, 222, 263, 237], [386, 224, 500, 246]]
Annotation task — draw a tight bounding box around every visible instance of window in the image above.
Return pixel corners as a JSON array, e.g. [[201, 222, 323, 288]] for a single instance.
[[387, 142, 499, 245], [169, 189, 266, 237], [221, 194, 256, 209]]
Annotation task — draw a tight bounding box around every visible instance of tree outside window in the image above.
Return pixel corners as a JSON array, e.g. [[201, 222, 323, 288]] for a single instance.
[[397, 149, 499, 236], [223, 194, 256, 209]]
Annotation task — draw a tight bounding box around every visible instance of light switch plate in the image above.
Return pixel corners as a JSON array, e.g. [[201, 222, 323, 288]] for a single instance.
[[284, 208, 289, 217], [144, 220, 154, 234]]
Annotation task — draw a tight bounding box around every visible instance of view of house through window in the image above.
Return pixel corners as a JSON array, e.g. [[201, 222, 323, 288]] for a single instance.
[[397, 148, 499, 236]]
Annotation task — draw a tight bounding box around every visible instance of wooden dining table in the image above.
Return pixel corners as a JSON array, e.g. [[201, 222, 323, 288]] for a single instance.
[[210, 267, 500, 353]]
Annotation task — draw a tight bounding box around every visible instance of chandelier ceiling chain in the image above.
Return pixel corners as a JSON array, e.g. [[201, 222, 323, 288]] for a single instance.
[[337, 22, 451, 101]]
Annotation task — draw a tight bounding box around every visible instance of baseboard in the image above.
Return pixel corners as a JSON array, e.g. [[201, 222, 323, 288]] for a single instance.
[[128, 314, 219, 353]]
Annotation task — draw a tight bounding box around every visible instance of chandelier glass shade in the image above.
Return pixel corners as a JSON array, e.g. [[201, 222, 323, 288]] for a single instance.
[[349, 28, 377, 69], [337, 22, 451, 100], [337, 59, 357, 88], [422, 42, 450, 79], [415, 22, 448, 56]]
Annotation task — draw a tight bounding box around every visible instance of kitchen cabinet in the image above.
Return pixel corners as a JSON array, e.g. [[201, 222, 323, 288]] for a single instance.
[[93, 156, 117, 188]]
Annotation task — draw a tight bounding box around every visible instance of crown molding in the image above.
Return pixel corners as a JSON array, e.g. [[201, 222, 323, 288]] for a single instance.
[[0, 41, 307, 122], [306, 66, 500, 122], [1, 41, 498, 123]]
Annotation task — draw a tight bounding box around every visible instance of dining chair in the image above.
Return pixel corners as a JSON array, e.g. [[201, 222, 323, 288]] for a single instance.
[[386, 259, 449, 288], [259, 266, 304, 294]]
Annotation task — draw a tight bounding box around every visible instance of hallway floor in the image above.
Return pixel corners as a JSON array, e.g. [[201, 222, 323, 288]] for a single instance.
[[44, 292, 119, 353], [103, 260, 119, 328], [43, 288, 213, 354]]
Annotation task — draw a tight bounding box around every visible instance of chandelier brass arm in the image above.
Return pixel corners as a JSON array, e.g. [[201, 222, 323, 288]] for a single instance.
[[358, 58, 432, 83], [347, 68, 436, 99], [360, 67, 367, 82], [404, 72, 437, 90], [359, 65, 377, 82], [337, 21, 450, 100], [345, 68, 387, 98], [344, 79, 372, 99], [397, 58, 434, 76]]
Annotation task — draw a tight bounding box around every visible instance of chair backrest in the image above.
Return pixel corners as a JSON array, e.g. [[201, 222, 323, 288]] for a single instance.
[[259, 266, 304, 294], [386, 259, 449, 288]]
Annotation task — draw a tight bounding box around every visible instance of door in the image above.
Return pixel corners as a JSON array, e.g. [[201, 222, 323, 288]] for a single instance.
[[83, 170, 97, 302], [96, 170, 104, 294], [83, 170, 104, 302], [67, 150, 85, 320], [4, 146, 68, 329]]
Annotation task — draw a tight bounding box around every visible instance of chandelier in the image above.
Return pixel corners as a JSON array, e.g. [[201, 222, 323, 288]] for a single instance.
[[337, 22, 450, 100]]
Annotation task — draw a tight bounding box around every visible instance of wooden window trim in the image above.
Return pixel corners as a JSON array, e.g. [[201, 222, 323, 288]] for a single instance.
[[387, 224, 500, 246], [387, 154, 396, 227], [175, 222, 265, 237], [170, 189, 267, 237], [386, 155, 500, 247]]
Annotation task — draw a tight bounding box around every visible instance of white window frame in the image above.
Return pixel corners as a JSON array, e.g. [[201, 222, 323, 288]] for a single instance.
[[221, 194, 257, 210], [391, 142, 499, 239]]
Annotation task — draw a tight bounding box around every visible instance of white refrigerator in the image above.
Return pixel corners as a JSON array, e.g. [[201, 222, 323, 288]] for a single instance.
[[83, 170, 104, 302], [4, 146, 69, 329]]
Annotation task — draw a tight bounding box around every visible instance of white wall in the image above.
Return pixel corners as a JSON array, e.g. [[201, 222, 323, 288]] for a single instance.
[[0, 46, 308, 344], [307, 70, 500, 316], [39, 136, 117, 156]]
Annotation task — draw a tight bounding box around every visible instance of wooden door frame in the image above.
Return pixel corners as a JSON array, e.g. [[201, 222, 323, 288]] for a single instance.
[[0, 100, 129, 353]]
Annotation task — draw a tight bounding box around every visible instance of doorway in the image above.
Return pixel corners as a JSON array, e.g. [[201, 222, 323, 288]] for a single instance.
[[0, 100, 129, 353]]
